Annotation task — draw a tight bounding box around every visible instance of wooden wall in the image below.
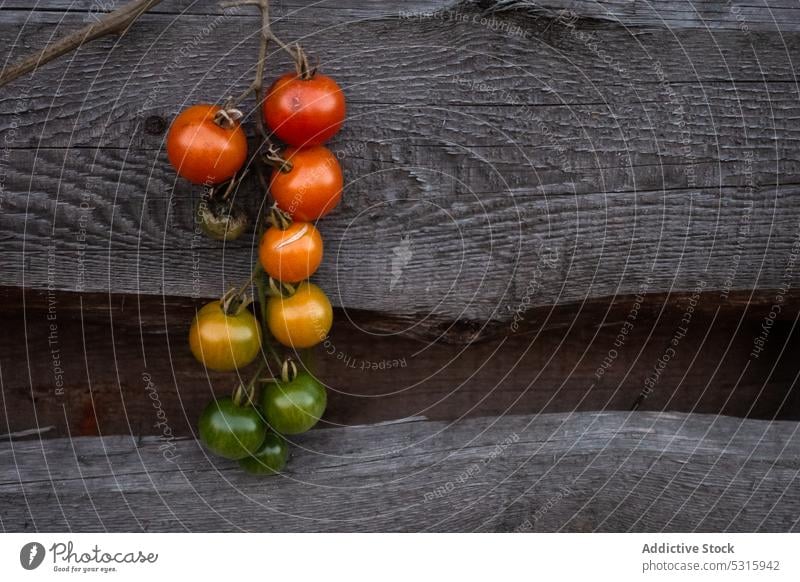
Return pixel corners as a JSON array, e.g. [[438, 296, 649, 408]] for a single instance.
[[1, 0, 799, 532]]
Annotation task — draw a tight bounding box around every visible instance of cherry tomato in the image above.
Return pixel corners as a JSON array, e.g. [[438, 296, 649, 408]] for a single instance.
[[270, 146, 343, 221], [259, 222, 323, 283], [189, 301, 262, 372], [239, 432, 289, 475], [167, 104, 248, 185], [266, 282, 333, 348], [198, 397, 266, 460], [263, 72, 345, 146], [261, 371, 327, 435]]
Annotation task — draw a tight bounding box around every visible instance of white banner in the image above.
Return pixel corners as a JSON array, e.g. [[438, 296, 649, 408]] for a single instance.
[[0, 533, 797, 581]]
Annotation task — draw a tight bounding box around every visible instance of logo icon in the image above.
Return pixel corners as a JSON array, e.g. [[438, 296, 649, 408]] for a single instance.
[[20, 542, 46, 570]]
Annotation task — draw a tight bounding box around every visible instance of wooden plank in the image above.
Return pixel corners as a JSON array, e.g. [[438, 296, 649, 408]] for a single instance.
[[3, 143, 800, 326], [1, 1, 799, 336], [1, 286, 798, 439], [488, 0, 800, 31], [3, 8, 800, 144], [1, 411, 799, 531], [2, 0, 799, 31], [0, 0, 445, 20]]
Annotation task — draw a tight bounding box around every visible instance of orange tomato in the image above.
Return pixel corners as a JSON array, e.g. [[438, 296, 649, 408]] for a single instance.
[[167, 104, 248, 185], [259, 222, 323, 283], [263, 72, 346, 146], [270, 146, 343, 221], [266, 282, 333, 349]]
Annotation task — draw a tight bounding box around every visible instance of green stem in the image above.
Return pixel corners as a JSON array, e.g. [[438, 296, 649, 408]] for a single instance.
[[218, 0, 299, 373], [247, 359, 267, 392], [233, 358, 266, 406], [223, 263, 261, 315], [255, 268, 283, 368], [238, 264, 261, 297]]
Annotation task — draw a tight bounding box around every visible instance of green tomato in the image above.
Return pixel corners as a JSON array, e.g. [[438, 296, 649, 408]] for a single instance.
[[261, 371, 327, 435], [239, 432, 289, 475], [198, 397, 266, 460]]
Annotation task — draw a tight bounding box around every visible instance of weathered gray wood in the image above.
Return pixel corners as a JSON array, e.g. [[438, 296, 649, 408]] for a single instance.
[[1, 0, 800, 337], [1, 412, 798, 532], [0, 0, 166, 88], [2, 147, 798, 331], [0, 0, 444, 20], [2, 0, 799, 31], [490, 0, 800, 31]]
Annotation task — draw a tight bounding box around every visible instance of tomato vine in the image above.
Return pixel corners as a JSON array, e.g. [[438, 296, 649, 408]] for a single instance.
[[167, 0, 346, 476]]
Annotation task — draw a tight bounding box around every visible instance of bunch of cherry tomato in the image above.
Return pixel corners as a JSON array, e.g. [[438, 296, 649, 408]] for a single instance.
[[166, 28, 346, 475]]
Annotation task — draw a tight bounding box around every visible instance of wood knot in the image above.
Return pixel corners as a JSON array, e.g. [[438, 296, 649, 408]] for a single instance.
[[143, 115, 167, 135]]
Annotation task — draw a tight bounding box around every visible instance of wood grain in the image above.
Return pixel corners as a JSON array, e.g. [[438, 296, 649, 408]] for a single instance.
[[2, 0, 799, 31], [488, 0, 800, 31], [1, 0, 799, 337], [2, 411, 799, 532], [1, 0, 799, 535], [4, 143, 800, 328], [0, 0, 165, 88]]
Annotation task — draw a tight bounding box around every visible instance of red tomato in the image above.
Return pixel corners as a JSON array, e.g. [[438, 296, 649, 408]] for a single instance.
[[270, 146, 343, 221], [263, 73, 345, 147], [167, 104, 248, 185]]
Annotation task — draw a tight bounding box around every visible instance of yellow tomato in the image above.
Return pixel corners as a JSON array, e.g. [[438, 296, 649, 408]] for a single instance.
[[189, 301, 262, 372]]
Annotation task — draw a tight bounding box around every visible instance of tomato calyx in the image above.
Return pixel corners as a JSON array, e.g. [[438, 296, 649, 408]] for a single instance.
[[220, 286, 254, 317], [262, 143, 293, 174], [257, 358, 298, 391], [281, 359, 298, 383], [232, 381, 257, 408], [266, 276, 296, 299], [267, 203, 293, 230], [213, 106, 244, 129]]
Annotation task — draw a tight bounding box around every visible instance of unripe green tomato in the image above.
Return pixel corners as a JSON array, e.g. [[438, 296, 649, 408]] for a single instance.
[[198, 397, 266, 460], [261, 372, 327, 435], [239, 432, 289, 475]]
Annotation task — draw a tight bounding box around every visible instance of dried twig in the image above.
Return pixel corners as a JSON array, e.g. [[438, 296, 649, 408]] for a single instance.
[[221, 0, 311, 85], [0, 0, 164, 89], [219, 0, 294, 190]]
